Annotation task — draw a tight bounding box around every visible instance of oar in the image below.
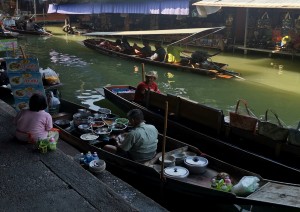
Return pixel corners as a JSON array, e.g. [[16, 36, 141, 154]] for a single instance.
[[19, 45, 27, 59], [160, 101, 168, 181], [141, 63, 145, 81]]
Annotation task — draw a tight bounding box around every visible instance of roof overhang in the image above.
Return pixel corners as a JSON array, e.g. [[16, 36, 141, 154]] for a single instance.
[[193, 0, 300, 9], [83, 27, 225, 36]]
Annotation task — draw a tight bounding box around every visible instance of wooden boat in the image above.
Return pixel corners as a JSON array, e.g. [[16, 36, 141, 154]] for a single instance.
[[83, 38, 241, 79], [101, 85, 300, 183], [52, 98, 300, 210], [4, 26, 52, 36]]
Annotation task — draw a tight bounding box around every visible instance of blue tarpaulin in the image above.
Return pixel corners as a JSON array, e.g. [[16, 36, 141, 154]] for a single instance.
[[48, 0, 189, 15]]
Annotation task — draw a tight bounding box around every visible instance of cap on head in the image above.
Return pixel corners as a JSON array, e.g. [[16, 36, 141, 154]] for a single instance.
[[145, 71, 158, 80]]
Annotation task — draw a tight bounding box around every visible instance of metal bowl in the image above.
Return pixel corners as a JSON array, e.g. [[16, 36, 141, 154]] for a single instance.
[[91, 121, 105, 128], [115, 118, 129, 126], [78, 124, 91, 133], [54, 119, 70, 128], [94, 126, 112, 135], [111, 123, 127, 132], [159, 155, 175, 167], [98, 108, 111, 114]]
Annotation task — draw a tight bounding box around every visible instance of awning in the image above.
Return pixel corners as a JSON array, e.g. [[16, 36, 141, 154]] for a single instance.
[[193, 0, 300, 9], [83, 27, 225, 36], [48, 0, 189, 15]]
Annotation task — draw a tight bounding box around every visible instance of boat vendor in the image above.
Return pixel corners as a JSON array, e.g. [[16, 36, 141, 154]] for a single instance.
[[103, 109, 158, 162], [134, 71, 160, 104], [133, 40, 153, 58], [150, 42, 166, 62], [14, 93, 59, 144], [166, 41, 193, 64]]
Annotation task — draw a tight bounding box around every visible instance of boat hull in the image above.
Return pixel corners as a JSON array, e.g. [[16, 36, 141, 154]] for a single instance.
[[102, 85, 300, 184]]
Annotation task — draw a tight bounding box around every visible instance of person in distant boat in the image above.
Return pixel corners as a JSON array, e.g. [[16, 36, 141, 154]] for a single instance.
[[3, 16, 16, 28], [26, 18, 34, 31], [134, 71, 160, 103], [133, 40, 153, 58], [150, 42, 166, 62], [111, 39, 123, 52], [103, 109, 158, 162], [14, 93, 59, 143], [166, 41, 193, 64], [121, 36, 135, 54]]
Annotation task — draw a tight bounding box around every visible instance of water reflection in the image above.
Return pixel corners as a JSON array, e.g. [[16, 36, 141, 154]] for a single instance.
[[75, 89, 104, 111], [49, 50, 89, 67]]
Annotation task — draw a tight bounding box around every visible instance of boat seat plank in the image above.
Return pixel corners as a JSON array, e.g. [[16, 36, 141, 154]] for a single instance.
[[247, 182, 300, 207], [179, 98, 224, 134]]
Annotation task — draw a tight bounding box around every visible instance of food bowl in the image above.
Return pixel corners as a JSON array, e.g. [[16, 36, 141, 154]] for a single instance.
[[172, 152, 186, 165], [106, 113, 119, 120], [111, 123, 127, 132], [98, 108, 111, 114], [54, 119, 71, 128], [93, 113, 107, 120], [115, 118, 129, 126], [89, 159, 106, 173], [94, 126, 112, 135], [159, 155, 175, 167], [184, 156, 208, 174], [184, 151, 197, 157], [91, 121, 105, 128]]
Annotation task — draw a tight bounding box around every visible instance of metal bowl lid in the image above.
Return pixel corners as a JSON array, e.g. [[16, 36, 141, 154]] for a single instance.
[[164, 166, 189, 178], [184, 156, 208, 166]]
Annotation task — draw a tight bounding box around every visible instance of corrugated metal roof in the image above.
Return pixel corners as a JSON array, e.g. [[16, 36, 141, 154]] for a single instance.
[[193, 0, 300, 9]]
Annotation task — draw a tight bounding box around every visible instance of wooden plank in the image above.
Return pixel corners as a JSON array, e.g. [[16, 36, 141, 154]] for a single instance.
[[247, 182, 300, 207]]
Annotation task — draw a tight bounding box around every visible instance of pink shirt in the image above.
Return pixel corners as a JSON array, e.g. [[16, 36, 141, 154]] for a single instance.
[[14, 109, 53, 142]]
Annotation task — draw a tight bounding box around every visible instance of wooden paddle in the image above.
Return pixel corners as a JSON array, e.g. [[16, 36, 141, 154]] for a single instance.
[[141, 63, 145, 81], [160, 101, 168, 181]]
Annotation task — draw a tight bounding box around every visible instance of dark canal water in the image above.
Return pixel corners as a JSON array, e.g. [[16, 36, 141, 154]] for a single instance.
[[16, 26, 300, 128], [6, 26, 300, 211]]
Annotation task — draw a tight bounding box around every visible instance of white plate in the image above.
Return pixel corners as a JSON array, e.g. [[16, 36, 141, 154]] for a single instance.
[[80, 133, 99, 141]]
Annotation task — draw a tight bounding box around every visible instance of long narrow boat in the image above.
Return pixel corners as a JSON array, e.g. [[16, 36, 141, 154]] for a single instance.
[[4, 27, 52, 36], [83, 38, 241, 79], [101, 85, 300, 183], [53, 98, 300, 210]]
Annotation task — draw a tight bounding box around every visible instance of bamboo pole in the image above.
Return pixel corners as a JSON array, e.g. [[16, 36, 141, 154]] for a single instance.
[[141, 63, 145, 81], [160, 101, 168, 181], [19, 46, 27, 59]]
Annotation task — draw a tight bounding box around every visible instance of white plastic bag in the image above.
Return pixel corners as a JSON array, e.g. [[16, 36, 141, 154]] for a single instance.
[[231, 176, 260, 196]]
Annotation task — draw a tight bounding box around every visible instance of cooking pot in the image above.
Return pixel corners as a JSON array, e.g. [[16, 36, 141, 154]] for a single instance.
[[164, 166, 189, 178], [184, 156, 208, 174]]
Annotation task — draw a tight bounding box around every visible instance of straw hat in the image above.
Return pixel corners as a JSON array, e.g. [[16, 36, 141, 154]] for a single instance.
[[145, 71, 158, 80]]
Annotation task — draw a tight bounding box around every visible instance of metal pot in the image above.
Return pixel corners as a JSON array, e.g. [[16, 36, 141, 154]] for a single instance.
[[184, 156, 208, 174], [164, 166, 189, 178], [172, 152, 186, 165]]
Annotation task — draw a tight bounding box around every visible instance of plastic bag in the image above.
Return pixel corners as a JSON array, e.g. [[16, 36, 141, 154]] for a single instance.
[[40, 67, 60, 85], [231, 176, 260, 196]]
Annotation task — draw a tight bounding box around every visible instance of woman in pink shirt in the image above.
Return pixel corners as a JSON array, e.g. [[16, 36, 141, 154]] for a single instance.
[[14, 93, 59, 143], [134, 71, 160, 103]]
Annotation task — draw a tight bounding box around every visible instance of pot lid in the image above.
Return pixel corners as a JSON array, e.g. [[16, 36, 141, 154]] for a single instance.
[[185, 156, 208, 166], [164, 166, 189, 178]]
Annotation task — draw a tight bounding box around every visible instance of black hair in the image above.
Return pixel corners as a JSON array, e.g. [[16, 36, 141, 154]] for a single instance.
[[127, 109, 144, 122], [29, 93, 48, 112]]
